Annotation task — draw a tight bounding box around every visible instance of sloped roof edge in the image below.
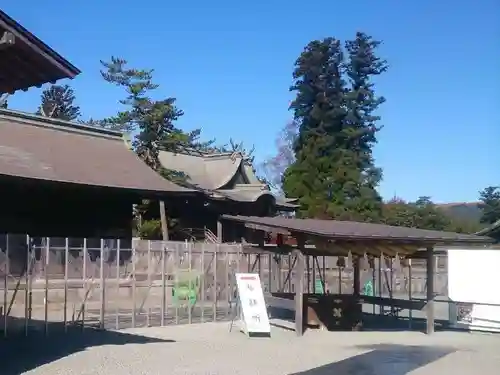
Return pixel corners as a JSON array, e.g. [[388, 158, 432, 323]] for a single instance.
[[0, 10, 80, 78], [475, 220, 500, 237], [0, 110, 194, 195]]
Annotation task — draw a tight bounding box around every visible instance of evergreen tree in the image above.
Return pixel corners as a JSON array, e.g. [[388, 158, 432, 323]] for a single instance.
[[37, 84, 81, 121], [100, 56, 205, 182], [283, 34, 387, 221], [99, 57, 209, 240], [381, 196, 477, 232], [342, 32, 387, 219], [478, 186, 500, 224]]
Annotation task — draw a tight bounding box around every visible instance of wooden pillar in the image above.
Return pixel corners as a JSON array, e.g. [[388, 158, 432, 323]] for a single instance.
[[426, 246, 435, 334], [159, 200, 169, 240], [293, 240, 305, 336], [216, 219, 223, 242], [353, 254, 361, 296]]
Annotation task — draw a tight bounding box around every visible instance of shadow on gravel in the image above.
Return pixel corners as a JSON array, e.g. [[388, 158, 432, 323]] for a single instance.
[[0, 318, 175, 375], [290, 344, 455, 375], [360, 312, 453, 332]]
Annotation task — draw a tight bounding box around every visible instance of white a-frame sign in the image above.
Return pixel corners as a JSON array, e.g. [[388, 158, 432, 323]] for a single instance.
[[234, 273, 271, 337]]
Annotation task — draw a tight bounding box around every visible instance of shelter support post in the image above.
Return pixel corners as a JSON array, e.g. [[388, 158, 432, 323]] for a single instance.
[[293, 242, 305, 336], [426, 246, 435, 334]]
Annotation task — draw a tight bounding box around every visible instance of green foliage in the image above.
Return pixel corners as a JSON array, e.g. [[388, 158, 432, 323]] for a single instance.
[[479, 186, 500, 225], [99, 57, 211, 186], [137, 219, 163, 240], [283, 34, 387, 221], [36, 84, 81, 121], [382, 196, 481, 233]]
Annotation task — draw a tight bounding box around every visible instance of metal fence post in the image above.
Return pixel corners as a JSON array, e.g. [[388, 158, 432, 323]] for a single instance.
[[187, 241, 192, 324], [225, 247, 229, 316], [64, 237, 69, 333], [115, 239, 121, 330], [131, 241, 136, 328], [100, 239, 105, 330], [146, 240, 151, 327], [44, 237, 50, 336], [213, 245, 218, 321], [25, 234, 30, 336], [408, 258, 413, 330], [174, 243, 179, 325], [161, 242, 166, 327], [82, 238, 87, 329], [201, 243, 205, 323], [3, 234, 8, 337]]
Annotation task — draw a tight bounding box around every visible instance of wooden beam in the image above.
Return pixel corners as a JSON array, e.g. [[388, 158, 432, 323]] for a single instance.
[[426, 246, 435, 334], [244, 223, 290, 235]]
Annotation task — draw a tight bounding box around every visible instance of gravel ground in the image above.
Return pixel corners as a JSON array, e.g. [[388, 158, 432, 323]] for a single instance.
[[5, 322, 499, 375]]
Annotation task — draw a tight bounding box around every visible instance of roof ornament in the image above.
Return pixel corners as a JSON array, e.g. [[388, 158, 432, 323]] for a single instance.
[[230, 151, 239, 163], [0, 31, 15, 50]]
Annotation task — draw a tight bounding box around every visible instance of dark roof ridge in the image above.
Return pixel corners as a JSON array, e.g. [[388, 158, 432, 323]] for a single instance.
[[0, 108, 123, 140]]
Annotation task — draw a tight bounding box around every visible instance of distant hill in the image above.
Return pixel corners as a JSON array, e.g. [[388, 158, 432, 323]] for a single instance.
[[436, 202, 483, 222]]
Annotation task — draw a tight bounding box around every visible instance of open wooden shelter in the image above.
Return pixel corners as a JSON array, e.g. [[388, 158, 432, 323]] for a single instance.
[[221, 215, 494, 336]]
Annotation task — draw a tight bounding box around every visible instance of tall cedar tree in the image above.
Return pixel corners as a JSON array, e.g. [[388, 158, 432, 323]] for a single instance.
[[37, 84, 81, 121], [478, 186, 500, 224], [283, 34, 387, 221]]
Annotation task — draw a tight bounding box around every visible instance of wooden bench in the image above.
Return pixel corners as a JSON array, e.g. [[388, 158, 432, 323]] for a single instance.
[[360, 295, 427, 316], [264, 293, 322, 332]]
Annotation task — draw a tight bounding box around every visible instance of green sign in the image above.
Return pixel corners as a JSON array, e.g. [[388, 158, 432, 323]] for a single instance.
[[314, 280, 325, 294], [363, 280, 374, 296]]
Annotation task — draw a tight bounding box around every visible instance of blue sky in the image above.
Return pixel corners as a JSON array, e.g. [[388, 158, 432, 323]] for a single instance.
[[3, 0, 499, 203]]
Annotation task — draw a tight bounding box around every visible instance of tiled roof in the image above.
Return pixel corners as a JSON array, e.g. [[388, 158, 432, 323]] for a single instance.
[[0, 109, 194, 195]]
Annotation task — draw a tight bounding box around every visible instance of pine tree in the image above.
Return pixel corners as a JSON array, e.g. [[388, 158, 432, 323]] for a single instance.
[[100, 57, 200, 179], [99, 57, 207, 240], [283, 34, 387, 221], [37, 84, 81, 121]]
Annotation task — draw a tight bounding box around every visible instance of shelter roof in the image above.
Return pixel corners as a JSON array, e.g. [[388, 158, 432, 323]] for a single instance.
[[222, 215, 493, 246], [0, 109, 194, 195], [0, 10, 80, 93]]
